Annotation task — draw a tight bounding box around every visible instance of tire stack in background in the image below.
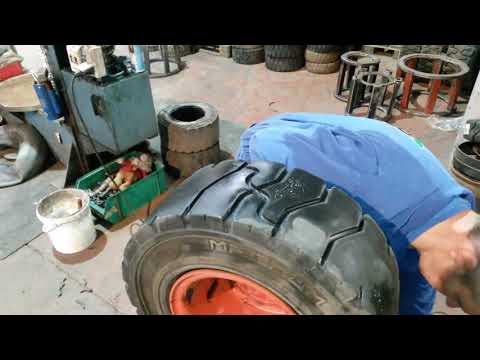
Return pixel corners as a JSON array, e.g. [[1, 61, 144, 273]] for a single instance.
[[445, 45, 480, 92], [264, 45, 305, 72], [232, 45, 265, 65], [158, 102, 220, 178], [305, 45, 342, 74]]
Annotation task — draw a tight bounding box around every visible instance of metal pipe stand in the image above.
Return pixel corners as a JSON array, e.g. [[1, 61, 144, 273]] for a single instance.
[[335, 51, 381, 102], [346, 70, 402, 121], [143, 45, 185, 78], [396, 53, 469, 116]]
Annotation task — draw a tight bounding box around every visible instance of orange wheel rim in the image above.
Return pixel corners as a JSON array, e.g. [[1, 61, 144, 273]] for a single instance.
[[169, 269, 296, 315]]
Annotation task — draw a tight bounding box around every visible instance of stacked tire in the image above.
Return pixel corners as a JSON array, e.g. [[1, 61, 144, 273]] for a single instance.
[[445, 45, 480, 92], [305, 45, 342, 74], [232, 45, 265, 65], [158, 102, 220, 178], [264, 45, 305, 72]]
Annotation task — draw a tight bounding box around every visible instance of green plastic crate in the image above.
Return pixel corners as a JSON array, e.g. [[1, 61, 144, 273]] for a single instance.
[[75, 151, 167, 224]]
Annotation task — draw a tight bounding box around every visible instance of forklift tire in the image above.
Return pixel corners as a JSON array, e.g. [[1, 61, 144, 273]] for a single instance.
[[306, 60, 340, 74], [306, 45, 343, 53], [232, 46, 265, 65], [305, 50, 340, 64], [444, 45, 480, 91], [265, 45, 306, 59], [122, 160, 400, 315], [159, 102, 219, 154], [265, 56, 305, 72], [166, 143, 220, 178]]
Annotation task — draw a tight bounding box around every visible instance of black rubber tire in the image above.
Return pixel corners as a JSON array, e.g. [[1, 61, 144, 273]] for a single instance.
[[265, 55, 305, 72], [232, 47, 265, 65], [166, 143, 220, 178], [445, 45, 479, 68], [452, 142, 480, 181], [444, 45, 480, 91], [306, 45, 343, 53], [122, 160, 400, 315], [0, 123, 48, 188], [158, 102, 219, 154], [305, 50, 340, 64], [264, 45, 305, 59], [306, 60, 340, 74]]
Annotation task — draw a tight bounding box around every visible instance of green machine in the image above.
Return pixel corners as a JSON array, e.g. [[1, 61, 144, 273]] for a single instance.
[[33, 45, 159, 164], [25, 45, 167, 222], [62, 69, 158, 155]]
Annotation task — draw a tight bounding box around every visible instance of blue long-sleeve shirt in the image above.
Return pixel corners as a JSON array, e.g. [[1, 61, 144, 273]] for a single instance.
[[236, 113, 474, 315]]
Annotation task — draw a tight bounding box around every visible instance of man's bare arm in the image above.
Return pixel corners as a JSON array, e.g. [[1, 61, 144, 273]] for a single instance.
[[411, 210, 480, 314]]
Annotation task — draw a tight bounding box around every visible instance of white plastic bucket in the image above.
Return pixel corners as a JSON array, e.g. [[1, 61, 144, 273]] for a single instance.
[[36, 188, 96, 254]]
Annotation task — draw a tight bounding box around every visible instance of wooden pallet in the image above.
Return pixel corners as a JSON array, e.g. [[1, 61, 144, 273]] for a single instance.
[[362, 45, 401, 59]]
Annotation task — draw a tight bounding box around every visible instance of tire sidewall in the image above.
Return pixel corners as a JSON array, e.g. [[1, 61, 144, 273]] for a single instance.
[[162, 102, 218, 130], [131, 229, 341, 315]]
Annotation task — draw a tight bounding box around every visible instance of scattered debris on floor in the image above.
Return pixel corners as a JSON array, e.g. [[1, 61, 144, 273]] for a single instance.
[[57, 277, 67, 298], [426, 115, 464, 132], [80, 279, 93, 294]]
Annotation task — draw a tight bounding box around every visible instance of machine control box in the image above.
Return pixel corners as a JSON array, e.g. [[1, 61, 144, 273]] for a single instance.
[[63, 70, 158, 155]]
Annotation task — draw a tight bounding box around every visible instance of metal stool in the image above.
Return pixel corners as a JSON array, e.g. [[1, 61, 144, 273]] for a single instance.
[[143, 45, 185, 78], [346, 70, 402, 121], [335, 51, 381, 102], [396, 53, 469, 116]]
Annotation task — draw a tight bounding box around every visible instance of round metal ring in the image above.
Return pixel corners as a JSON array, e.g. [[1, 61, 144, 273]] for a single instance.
[[349, 104, 390, 115], [357, 71, 396, 88], [148, 58, 183, 78], [398, 53, 470, 80], [341, 51, 380, 67]]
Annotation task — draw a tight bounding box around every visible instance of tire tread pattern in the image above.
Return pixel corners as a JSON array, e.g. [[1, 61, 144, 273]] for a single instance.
[[265, 56, 305, 72], [265, 45, 305, 59], [306, 45, 343, 53], [305, 50, 340, 64], [232, 47, 265, 65], [123, 160, 399, 315], [306, 60, 340, 74]]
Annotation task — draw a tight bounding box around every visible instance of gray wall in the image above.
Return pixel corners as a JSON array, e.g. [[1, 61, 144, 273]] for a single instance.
[[14, 45, 44, 72], [13, 45, 131, 73], [466, 73, 480, 120]]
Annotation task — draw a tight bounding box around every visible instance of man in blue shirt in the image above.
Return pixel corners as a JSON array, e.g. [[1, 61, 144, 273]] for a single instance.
[[236, 112, 480, 315]]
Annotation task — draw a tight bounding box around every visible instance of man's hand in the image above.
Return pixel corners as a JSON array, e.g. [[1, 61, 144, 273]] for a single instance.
[[412, 211, 480, 315]]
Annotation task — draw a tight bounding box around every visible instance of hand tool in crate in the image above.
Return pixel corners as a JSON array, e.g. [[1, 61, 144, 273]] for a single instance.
[[75, 151, 167, 224]]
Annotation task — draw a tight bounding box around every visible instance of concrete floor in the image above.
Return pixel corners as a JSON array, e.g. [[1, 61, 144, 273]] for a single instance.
[[0, 47, 468, 315]]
